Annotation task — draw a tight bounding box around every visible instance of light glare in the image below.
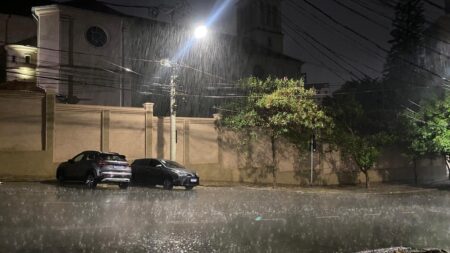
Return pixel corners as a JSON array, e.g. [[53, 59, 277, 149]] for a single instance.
[[194, 25, 207, 39]]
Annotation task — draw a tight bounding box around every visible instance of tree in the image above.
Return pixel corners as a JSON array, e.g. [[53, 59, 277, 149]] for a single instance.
[[220, 77, 331, 187], [383, 0, 427, 112], [324, 82, 391, 188], [403, 93, 450, 180]]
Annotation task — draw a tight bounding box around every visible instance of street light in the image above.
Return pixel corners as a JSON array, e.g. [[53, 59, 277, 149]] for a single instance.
[[194, 25, 208, 39], [162, 24, 208, 161]]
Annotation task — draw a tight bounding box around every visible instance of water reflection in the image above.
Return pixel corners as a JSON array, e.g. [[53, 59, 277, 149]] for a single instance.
[[0, 183, 448, 252]]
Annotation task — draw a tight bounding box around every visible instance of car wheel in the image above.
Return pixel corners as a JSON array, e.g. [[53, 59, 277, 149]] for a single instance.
[[185, 186, 194, 190], [56, 170, 65, 185], [85, 174, 97, 189], [163, 178, 174, 190], [119, 183, 129, 189]]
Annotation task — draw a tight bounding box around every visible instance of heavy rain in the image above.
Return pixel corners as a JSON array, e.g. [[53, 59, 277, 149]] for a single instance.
[[1, 0, 450, 252], [0, 182, 449, 252]]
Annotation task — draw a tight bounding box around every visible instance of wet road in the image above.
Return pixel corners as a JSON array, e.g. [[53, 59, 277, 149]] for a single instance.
[[0, 182, 449, 253]]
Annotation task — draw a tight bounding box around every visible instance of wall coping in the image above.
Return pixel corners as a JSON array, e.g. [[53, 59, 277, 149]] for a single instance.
[[56, 103, 145, 113], [153, 116, 215, 124], [0, 90, 45, 99]]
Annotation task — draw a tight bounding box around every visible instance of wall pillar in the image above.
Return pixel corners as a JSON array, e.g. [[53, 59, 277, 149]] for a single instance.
[[213, 113, 223, 169], [183, 120, 190, 165], [101, 110, 110, 152], [44, 93, 55, 155], [143, 103, 154, 158]]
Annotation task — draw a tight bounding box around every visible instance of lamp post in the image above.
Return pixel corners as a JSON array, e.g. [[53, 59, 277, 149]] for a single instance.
[[169, 66, 177, 161], [161, 25, 208, 161], [160, 59, 178, 161]]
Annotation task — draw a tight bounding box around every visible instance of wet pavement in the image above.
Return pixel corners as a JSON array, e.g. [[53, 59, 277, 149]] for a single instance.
[[0, 182, 449, 253]]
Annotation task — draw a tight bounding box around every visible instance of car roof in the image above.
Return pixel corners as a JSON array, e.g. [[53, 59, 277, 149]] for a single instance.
[[98, 151, 121, 155], [81, 151, 123, 156]]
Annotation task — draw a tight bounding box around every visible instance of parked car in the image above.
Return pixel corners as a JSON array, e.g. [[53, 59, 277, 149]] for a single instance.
[[131, 158, 199, 190], [56, 151, 132, 189]]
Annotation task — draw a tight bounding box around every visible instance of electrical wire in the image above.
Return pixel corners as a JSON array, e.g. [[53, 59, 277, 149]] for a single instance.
[[333, 0, 390, 30], [283, 13, 370, 79], [301, 0, 450, 84]]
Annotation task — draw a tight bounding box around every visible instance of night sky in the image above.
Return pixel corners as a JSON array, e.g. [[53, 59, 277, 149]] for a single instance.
[[58, 0, 447, 88]]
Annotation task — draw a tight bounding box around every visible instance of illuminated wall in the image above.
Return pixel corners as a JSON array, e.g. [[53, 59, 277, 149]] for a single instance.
[[5, 44, 37, 82]]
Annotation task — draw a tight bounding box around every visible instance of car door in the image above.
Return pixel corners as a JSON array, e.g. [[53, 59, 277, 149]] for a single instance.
[[149, 159, 164, 185], [139, 159, 155, 184], [65, 152, 85, 179], [132, 159, 146, 183], [74, 152, 96, 180]]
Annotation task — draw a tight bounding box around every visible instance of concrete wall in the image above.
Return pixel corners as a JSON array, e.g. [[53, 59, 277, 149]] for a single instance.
[[53, 104, 148, 163], [0, 91, 52, 180], [0, 91, 448, 185], [0, 91, 43, 151]]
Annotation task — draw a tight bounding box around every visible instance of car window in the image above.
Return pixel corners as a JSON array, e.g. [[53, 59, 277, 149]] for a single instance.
[[133, 159, 147, 166], [99, 154, 126, 161], [149, 159, 161, 167], [73, 153, 84, 162], [161, 160, 184, 169], [85, 152, 96, 161], [132, 159, 142, 166]]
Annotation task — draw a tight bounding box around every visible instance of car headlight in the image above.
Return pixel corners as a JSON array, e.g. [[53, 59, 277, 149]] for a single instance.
[[171, 170, 187, 176]]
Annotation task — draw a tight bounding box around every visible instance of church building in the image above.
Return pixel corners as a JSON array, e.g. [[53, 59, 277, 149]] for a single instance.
[[1, 0, 304, 116]]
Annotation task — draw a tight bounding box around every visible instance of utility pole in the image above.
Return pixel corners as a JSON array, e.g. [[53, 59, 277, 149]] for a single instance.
[[161, 59, 178, 161], [310, 134, 316, 185], [310, 136, 313, 185]]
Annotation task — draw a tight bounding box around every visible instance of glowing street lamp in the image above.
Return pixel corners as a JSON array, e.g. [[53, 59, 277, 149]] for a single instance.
[[194, 25, 208, 39]]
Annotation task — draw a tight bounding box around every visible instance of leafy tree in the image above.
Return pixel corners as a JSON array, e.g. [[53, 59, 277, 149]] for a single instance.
[[336, 78, 389, 132], [403, 93, 450, 180], [220, 77, 331, 187], [324, 83, 391, 188]]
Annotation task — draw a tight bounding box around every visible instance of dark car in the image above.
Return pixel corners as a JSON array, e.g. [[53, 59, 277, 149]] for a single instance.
[[131, 158, 199, 190], [56, 151, 132, 189]]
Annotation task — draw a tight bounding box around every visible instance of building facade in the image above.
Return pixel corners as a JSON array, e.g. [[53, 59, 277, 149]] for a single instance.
[[2, 0, 305, 116]]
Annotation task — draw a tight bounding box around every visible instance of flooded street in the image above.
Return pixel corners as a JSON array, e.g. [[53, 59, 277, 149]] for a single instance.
[[0, 182, 449, 252]]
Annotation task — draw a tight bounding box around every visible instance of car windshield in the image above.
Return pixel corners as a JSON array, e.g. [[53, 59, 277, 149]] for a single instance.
[[99, 154, 126, 161], [161, 160, 184, 169]]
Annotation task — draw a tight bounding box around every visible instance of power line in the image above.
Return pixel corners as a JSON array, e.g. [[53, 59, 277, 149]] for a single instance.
[[283, 32, 347, 82], [7, 69, 449, 101], [286, 0, 387, 62], [348, 0, 393, 22], [347, 0, 450, 52], [301, 0, 450, 84], [3, 40, 236, 83], [284, 13, 370, 79], [333, 0, 390, 29], [285, 0, 447, 111], [357, 0, 450, 41], [356, 0, 450, 47], [423, 0, 445, 11]]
